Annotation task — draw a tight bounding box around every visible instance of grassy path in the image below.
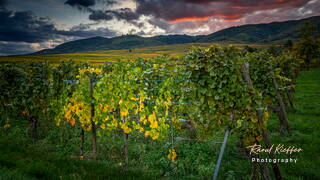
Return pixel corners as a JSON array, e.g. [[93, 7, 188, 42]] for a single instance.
[[275, 67, 320, 179]]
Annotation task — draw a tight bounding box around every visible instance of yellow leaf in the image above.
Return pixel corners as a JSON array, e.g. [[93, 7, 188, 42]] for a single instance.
[[120, 109, 129, 117], [103, 117, 110, 122], [150, 121, 158, 129], [148, 113, 156, 123], [256, 136, 263, 142], [167, 148, 177, 162], [140, 116, 147, 125], [139, 103, 144, 111], [151, 132, 159, 140], [251, 117, 258, 123], [69, 117, 75, 126], [111, 118, 118, 127], [145, 130, 151, 137], [3, 124, 10, 129], [121, 123, 132, 134], [263, 112, 270, 121]]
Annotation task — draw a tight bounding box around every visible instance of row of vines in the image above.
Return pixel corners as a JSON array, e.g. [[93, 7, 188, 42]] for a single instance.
[[0, 44, 310, 179]]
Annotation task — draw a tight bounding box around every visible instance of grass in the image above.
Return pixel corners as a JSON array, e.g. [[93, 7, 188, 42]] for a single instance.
[[0, 134, 153, 180], [0, 68, 318, 179], [272, 68, 320, 179], [0, 43, 270, 64]]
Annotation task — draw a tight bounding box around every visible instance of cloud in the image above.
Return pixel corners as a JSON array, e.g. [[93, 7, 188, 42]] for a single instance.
[[0, 41, 37, 55], [88, 10, 113, 21], [134, 0, 311, 23], [59, 23, 118, 37], [89, 8, 139, 22], [88, 8, 145, 28], [0, 9, 119, 54], [130, 0, 317, 36], [0, 0, 6, 9], [64, 0, 117, 10], [0, 10, 60, 43], [64, 0, 96, 7], [0, 10, 117, 43], [0, 38, 70, 56], [81, 0, 313, 36]]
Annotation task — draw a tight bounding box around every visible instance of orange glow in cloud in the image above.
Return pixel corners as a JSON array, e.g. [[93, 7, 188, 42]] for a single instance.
[[233, 5, 249, 9], [224, 18, 241, 21], [169, 16, 212, 23], [169, 14, 241, 23]]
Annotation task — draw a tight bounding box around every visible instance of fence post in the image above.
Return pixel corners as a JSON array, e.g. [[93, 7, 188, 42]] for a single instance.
[[212, 113, 234, 180]]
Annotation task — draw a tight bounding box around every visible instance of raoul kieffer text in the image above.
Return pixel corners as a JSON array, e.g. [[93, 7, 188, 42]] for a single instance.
[[246, 144, 303, 155]]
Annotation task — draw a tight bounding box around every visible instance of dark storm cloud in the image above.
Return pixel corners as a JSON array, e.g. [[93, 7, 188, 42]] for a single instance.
[[89, 8, 139, 22], [0, 10, 117, 43], [89, 10, 113, 21], [64, 0, 96, 7], [0, 42, 36, 55], [134, 0, 311, 22], [59, 23, 117, 37], [0, 10, 59, 43], [183, 0, 215, 4], [0, 0, 7, 9], [88, 8, 144, 28], [135, 0, 318, 36], [64, 0, 117, 10], [82, 0, 312, 26], [89, 8, 139, 21]]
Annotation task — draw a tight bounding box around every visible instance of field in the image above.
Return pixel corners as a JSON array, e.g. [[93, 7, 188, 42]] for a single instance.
[[0, 43, 269, 63]]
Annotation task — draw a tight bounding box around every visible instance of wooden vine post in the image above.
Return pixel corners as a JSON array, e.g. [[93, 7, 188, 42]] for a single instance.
[[123, 116, 129, 168], [242, 63, 283, 180], [80, 128, 85, 159], [89, 77, 97, 160], [270, 68, 290, 135]]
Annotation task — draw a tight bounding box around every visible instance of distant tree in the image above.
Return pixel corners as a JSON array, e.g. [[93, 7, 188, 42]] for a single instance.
[[284, 39, 293, 50], [294, 23, 320, 68], [267, 45, 282, 56], [243, 45, 258, 53], [128, 49, 132, 53]]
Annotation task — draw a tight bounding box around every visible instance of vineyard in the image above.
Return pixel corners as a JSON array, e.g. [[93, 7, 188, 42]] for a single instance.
[[0, 43, 269, 64], [0, 42, 319, 180]]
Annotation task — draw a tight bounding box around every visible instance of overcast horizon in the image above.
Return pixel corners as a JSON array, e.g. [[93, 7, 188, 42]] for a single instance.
[[0, 0, 319, 55]]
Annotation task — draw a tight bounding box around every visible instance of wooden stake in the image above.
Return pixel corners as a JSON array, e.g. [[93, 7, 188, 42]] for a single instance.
[[270, 68, 290, 135], [242, 63, 282, 180], [89, 77, 97, 160], [80, 128, 85, 159]]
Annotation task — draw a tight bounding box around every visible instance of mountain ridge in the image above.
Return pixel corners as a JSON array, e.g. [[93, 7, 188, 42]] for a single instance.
[[31, 16, 320, 55]]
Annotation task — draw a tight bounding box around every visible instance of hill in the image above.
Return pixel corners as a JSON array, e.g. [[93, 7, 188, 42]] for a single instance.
[[196, 16, 320, 43], [31, 16, 320, 55], [32, 34, 196, 55]]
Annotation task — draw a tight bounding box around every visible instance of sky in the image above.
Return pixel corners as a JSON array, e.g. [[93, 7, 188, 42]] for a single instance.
[[0, 0, 319, 55]]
